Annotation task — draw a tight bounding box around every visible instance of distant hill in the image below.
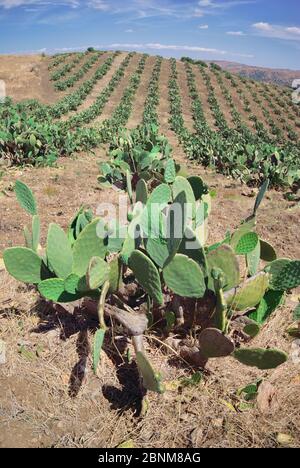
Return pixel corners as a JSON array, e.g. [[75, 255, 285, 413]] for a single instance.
[[210, 61, 300, 88]]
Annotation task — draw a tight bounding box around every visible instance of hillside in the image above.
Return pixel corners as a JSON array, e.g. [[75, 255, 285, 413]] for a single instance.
[[211, 60, 300, 88], [0, 50, 300, 449]]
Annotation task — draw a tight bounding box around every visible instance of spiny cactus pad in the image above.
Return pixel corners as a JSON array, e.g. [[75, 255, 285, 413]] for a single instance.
[[235, 232, 259, 255], [229, 272, 269, 311], [233, 347, 287, 369], [172, 176, 196, 218], [207, 245, 240, 292], [38, 278, 82, 303], [163, 254, 206, 298], [198, 328, 234, 358], [267, 260, 300, 291], [136, 351, 165, 394], [65, 273, 81, 294], [187, 176, 208, 201], [31, 215, 40, 253], [164, 158, 176, 184], [72, 218, 107, 277], [87, 257, 110, 290], [135, 179, 148, 205], [249, 290, 285, 324], [3, 247, 43, 284], [147, 183, 171, 206], [108, 257, 122, 293], [247, 241, 261, 276], [146, 237, 169, 269], [178, 226, 207, 274], [166, 191, 187, 258], [14, 180, 37, 216], [47, 223, 73, 279], [260, 239, 277, 262], [230, 218, 256, 252], [129, 250, 163, 305]]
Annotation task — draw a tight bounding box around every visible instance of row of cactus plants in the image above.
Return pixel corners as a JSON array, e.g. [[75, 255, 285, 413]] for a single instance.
[[3, 158, 300, 394]]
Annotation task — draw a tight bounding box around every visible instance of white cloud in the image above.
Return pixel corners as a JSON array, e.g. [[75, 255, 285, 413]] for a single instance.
[[0, 0, 79, 8], [108, 41, 254, 58], [125, 28, 134, 33], [199, 24, 209, 29], [227, 31, 245, 36], [252, 22, 300, 40]]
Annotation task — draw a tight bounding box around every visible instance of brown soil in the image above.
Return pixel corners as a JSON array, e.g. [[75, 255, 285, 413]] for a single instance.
[[0, 55, 56, 104], [94, 53, 142, 124], [1, 52, 300, 449], [127, 56, 156, 129]]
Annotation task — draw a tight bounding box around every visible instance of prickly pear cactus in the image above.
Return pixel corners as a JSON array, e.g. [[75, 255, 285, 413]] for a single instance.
[[47, 223, 73, 280], [129, 250, 163, 305], [163, 254, 206, 298], [3, 247, 43, 284], [233, 347, 287, 369]]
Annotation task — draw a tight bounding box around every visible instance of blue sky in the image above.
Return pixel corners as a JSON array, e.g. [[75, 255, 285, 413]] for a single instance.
[[0, 0, 299, 69]]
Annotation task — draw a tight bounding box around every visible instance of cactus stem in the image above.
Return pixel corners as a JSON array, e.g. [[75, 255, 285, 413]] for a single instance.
[[98, 280, 110, 330]]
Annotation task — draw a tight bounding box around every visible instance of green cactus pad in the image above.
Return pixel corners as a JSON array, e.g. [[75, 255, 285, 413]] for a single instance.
[[126, 170, 133, 204], [166, 191, 187, 259], [187, 176, 208, 201], [233, 347, 287, 369], [108, 256, 122, 293], [14, 180, 37, 216], [147, 183, 171, 206], [86, 257, 109, 290], [135, 179, 148, 205], [243, 322, 261, 338], [129, 250, 163, 305], [172, 176, 196, 218], [267, 259, 300, 291], [93, 329, 106, 373], [72, 218, 107, 277], [207, 245, 240, 292], [3, 247, 43, 284], [249, 290, 285, 324], [38, 278, 82, 303], [163, 254, 206, 298], [229, 272, 269, 311], [31, 215, 40, 252], [260, 239, 277, 262], [146, 237, 169, 269], [64, 273, 81, 294], [247, 241, 261, 276], [46, 223, 73, 280], [136, 351, 165, 394], [23, 226, 33, 250], [198, 328, 234, 358], [235, 232, 259, 255], [178, 226, 207, 274], [120, 233, 136, 266], [230, 218, 256, 252], [164, 158, 176, 184]]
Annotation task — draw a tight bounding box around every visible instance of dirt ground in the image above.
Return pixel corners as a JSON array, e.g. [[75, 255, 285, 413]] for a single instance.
[[0, 53, 300, 448]]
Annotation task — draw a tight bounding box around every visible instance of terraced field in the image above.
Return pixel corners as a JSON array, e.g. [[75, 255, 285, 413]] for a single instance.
[[0, 50, 300, 449]]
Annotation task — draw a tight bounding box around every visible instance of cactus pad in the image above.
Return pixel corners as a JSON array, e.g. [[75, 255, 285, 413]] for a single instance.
[[235, 232, 259, 255], [229, 272, 269, 311], [243, 322, 261, 338], [136, 351, 165, 394], [135, 179, 148, 205], [233, 347, 287, 369], [207, 245, 240, 292], [198, 328, 234, 358], [249, 290, 285, 324], [163, 254, 206, 298], [147, 183, 171, 206], [108, 256, 122, 293], [3, 247, 43, 284], [14, 180, 37, 216], [31, 215, 40, 252], [47, 223, 73, 279], [38, 278, 82, 303], [72, 218, 107, 277], [187, 176, 208, 200], [146, 237, 169, 269], [164, 158, 176, 184], [87, 257, 109, 290], [267, 259, 300, 291], [129, 250, 163, 305], [260, 239, 277, 262], [247, 241, 261, 276]]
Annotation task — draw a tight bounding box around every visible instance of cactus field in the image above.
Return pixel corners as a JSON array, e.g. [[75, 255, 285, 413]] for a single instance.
[[0, 50, 300, 448]]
